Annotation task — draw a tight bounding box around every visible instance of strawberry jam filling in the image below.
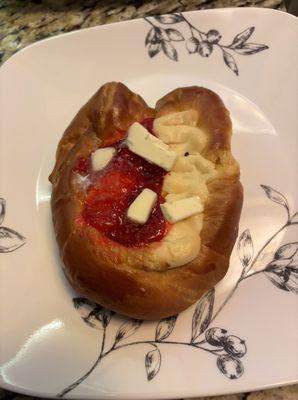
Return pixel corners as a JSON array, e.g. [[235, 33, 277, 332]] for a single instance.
[[74, 119, 169, 247]]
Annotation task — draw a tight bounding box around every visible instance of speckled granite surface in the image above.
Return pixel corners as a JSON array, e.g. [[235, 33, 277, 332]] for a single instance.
[[1, 0, 297, 399]]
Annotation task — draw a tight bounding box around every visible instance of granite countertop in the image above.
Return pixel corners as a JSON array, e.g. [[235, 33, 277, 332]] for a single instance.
[[0, 0, 297, 399]]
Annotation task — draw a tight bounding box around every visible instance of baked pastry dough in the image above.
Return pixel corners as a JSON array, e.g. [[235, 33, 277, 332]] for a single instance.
[[50, 82, 243, 320]]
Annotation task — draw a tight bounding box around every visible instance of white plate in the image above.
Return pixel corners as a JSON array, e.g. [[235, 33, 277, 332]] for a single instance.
[[0, 7, 297, 399]]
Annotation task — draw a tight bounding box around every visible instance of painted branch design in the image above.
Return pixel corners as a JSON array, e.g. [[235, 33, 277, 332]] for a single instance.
[[144, 13, 268, 75]]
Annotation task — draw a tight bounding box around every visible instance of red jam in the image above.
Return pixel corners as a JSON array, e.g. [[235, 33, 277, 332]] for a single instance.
[[73, 157, 90, 175], [75, 119, 169, 247]]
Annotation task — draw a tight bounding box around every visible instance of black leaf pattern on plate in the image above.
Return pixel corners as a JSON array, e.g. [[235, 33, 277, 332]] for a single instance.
[[144, 14, 268, 75], [148, 42, 161, 58], [155, 27, 170, 42], [58, 185, 297, 396], [165, 28, 184, 42], [233, 43, 269, 55], [222, 50, 239, 76], [264, 250, 298, 293], [72, 297, 114, 329], [265, 258, 292, 271], [145, 345, 161, 380], [237, 229, 254, 273], [155, 315, 177, 341], [73, 297, 95, 309], [101, 309, 113, 328], [191, 288, 214, 343], [161, 40, 178, 61], [260, 184, 290, 218], [265, 268, 291, 291], [114, 319, 143, 345], [0, 198, 25, 253], [145, 28, 155, 46], [81, 306, 103, 329], [229, 27, 255, 48], [274, 242, 298, 260], [0, 227, 26, 253]]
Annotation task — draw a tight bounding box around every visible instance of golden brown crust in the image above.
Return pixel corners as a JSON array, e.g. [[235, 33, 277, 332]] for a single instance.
[[50, 82, 243, 320], [49, 82, 154, 184]]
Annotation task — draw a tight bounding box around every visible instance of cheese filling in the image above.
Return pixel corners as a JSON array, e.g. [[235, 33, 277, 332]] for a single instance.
[[147, 110, 217, 269]]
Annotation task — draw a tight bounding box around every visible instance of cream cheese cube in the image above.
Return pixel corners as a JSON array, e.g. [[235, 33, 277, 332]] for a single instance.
[[91, 147, 115, 171], [161, 196, 204, 223], [127, 188, 157, 224], [126, 122, 177, 171]]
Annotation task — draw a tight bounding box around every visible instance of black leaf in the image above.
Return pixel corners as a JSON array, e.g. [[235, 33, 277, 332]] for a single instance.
[[265, 258, 292, 271], [237, 229, 254, 270], [72, 298, 105, 329], [161, 41, 178, 61], [217, 354, 244, 379], [229, 27, 255, 48], [145, 28, 155, 46], [145, 346, 161, 381], [191, 288, 214, 342], [154, 14, 183, 24], [222, 50, 239, 76], [165, 28, 184, 41], [233, 43, 269, 55], [0, 226, 25, 253], [155, 315, 177, 341], [260, 185, 289, 214], [265, 268, 291, 291], [155, 27, 170, 42], [82, 315, 97, 328], [101, 309, 113, 328], [274, 242, 298, 260], [148, 42, 161, 58], [0, 198, 5, 225], [73, 297, 95, 309], [82, 305, 103, 329], [285, 268, 298, 294], [115, 319, 142, 344], [290, 212, 298, 224]]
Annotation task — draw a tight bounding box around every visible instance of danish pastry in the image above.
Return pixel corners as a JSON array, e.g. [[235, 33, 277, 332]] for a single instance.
[[49, 82, 243, 320]]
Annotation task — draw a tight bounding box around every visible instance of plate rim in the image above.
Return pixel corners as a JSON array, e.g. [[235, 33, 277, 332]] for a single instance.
[[0, 6, 297, 399]]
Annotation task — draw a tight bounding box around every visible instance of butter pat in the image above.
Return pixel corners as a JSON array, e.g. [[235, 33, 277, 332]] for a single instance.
[[91, 147, 115, 171], [127, 189, 157, 224], [161, 196, 203, 223], [127, 122, 177, 171]]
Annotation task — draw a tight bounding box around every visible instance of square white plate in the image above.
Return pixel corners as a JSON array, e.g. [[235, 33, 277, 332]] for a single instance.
[[0, 7, 297, 399]]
